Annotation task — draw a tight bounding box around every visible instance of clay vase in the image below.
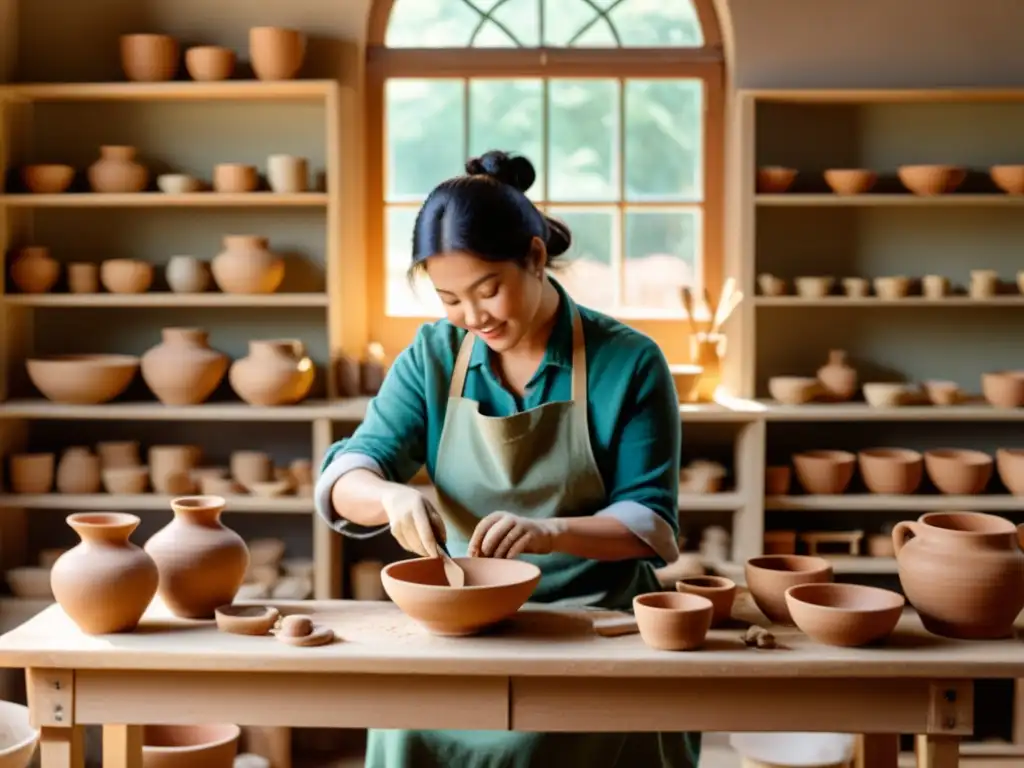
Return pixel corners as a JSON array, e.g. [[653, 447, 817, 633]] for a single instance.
[[140, 327, 229, 405], [9, 246, 59, 293], [816, 349, 857, 401], [55, 447, 102, 494], [893, 511, 1024, 639], [210, 235, 284, 294], [144, 495, 250, 619], [50, 512, 159, 634], [88, 145, 149, 193], [228, 339, 315, 405], [165, 256, 210, 293]]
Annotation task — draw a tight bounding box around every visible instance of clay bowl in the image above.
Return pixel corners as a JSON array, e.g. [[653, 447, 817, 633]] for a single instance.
[[633, 592, 713, 651], [756, 166, 797, 193], [765, 465, 791, 495], [981, 370, 1024, 408], [675, 576, 736, 627], [214, 604, 279, 635], [21, 164, 74, 194], [862, 382, 917, 408], [757, 273, 786, 296], [872, 276, 911, 300], [100, 258, 154, 293], [996, 448, 1024, 496], [120, 33, 179, 82], [156, 174, 201, 194], [0, 700, 38, 768], [792, 449, 856, 495], [922, 379, 964, 406], [768, 376, 820, 405], [381, 556, 541, 636], [990, 165, 1024, 195], [26, 354, 139, 405], [142, 724, 239, 768], [785, 583, 905, 647], [823, 168, 877, 195], [668, 364, 703, 403], [213, 163, 258, 193], [745, 555, 834, 625], [897, 164, 966, 195], [924, 448, 994, 495], [857, 448, 923, 495], [5, 566, 53, 599], [185, 45, 236, 81], [794, 276, 834, 299]]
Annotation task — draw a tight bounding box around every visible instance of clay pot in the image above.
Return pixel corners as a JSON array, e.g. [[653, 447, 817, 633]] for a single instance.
[[823, 168, 876, 195], [816, 350, 857, 401], [894, 511, 1024, 639], [96, 440, 141, 468], [842, 277, 869, 298], [794, 276, 834, 299], [211, 235, 285, 294], [21, 164, 74, 194], [381, 556, 540, 636], [184, 46, 236, 81], [148, 445, 200, 495], [792, 450, 855, 495], [767, 376, 820, 405], [970, 269, 999, 299], [765, 466, 791, 495], [675, 575, 736, 627], [229, 339, 315, 405], [991, 165, 1024, 195], [212, 164, 258, 193], [267, 155, 308, 193], [923, 380, 963, 406], [866, 533, 895, 558], [763, 530, 797, 555], [744, 555, 834, 625], [230, 451, 272, 486], [785, 583, 904, 647], [156, 174, 201, 194], [100, 258, 153, 293], [633, 592, 713, 651], [102, 466, 150, 495], [9, 247, 59, 293], [55, 447, 102, 494], [68, 263, 99, 293], [50, 512, 159, 634], [88, 146, 148, 193], [981, 370, 1024, 408], [249, 27, 307, 81], [144, 495, 250, 619], [922, 274, 949, 299], [755, 166, 796, 193], [856, 448, 923, 495], [862, 382, 917, 408], [120, 34, 179, 82], [142, 724, 240, 768], [897, 164, 966, 195], [26, 354, 139, 404], [757, 274, 786, 296], [923, 448, 993, 495], [9, 453, 54, 494], [165, 256, 210, 293], [873, 276, 910, 300], [141, 327, 229, 405], [996, 448, 1024, 495]]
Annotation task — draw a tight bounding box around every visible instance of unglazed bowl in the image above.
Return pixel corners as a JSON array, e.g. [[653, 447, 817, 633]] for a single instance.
[[786, 583, 904, 647]]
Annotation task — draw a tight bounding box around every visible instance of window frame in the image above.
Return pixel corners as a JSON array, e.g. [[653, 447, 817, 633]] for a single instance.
[[365, 0, 725, 361]]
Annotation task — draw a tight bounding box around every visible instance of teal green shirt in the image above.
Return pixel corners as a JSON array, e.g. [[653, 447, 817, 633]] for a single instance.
[[315, 279, 681, 565]]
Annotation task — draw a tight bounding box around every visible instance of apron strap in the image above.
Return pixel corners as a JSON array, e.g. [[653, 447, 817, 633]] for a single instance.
[[449, 330, 475, 398]]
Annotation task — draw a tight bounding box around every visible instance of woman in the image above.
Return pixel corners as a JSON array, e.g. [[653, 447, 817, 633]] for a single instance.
[[315, 150, 698, 767]]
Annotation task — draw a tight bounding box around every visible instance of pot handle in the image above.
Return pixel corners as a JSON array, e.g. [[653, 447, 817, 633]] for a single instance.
[[891, 521, 921, 557]]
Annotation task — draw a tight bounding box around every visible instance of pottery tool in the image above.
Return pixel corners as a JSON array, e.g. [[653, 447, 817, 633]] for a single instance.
[[590, 611, 640, 637], [436, 539, 466, 588], [679, 287, 699, 334]]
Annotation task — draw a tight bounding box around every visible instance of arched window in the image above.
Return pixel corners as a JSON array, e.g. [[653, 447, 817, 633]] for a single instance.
[[366, 0, 724, 353]]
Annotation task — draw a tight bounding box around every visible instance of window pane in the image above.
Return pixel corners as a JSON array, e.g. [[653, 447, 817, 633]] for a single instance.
[[385, 0, 480, 47], [548, 80, 618, 202], [548, 208, 617, 311], [386, 206, 444, 317], [469, 80, 544, 199], [484, 0, 541, 47], [542, 0, 704, 47], [623, 209, 701, 311], [625, 80, 703, 202], [386, 79, 465, 201]]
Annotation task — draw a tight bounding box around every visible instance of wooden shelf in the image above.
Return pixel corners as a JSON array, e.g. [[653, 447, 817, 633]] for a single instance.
[[0, 80, 336, 101], [0, 493, 311, 513], [824, 556, 897, 574], [756, 193, 1024, 207], [757, 402, 1024, 421], [0, 192, 328, 207], [0, 398, 370, 421], [678, 492, 745, 510], [755, 296, 1024, 308], [766, 495, 1024, 512], [678, 403, 763, 421], [2, 293, 329, 308]]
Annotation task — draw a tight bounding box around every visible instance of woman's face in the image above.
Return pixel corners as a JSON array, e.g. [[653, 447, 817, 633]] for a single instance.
[[426, 242, 546, 353]]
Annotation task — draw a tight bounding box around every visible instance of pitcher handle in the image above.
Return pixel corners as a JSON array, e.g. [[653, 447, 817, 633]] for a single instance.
[[891, 521, 921, 557]]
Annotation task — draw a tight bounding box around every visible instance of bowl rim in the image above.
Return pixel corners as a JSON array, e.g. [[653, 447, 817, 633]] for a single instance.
[[785, 582, 905, 613], [675, 575, 736, 593], [633, 591, 714, 613], [381, 556, 541, 592], [27, 353, 141, 365], [745, 554, 833, 574], [0, 700, 38, 757]]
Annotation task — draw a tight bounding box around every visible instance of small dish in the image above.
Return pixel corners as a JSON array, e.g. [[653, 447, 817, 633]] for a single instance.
[[214, 604, 280, 635], [633, 592, 713, 651]]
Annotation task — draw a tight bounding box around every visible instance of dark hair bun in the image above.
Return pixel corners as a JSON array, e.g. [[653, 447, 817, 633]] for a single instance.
[[465, 150, 536, 193], [544, 215, 572, 257]]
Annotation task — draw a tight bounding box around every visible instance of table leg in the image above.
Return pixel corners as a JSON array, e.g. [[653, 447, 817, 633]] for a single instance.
[[243, 725, 292, 768], [915, 734, 959, 768], [856, 734, 899, 768], [103, 724, 143, 768], [39, 725, 85, 768]]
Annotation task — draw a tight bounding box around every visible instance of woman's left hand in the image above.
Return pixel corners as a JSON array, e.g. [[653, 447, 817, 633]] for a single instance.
[[468, 512, 561, 558]]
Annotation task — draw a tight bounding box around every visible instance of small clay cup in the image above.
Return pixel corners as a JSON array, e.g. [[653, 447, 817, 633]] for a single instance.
[[785, 583, 904, 647], [792, 450, 856, 495], [633, 592, 713, 651], [857, 448, 923, 495], [675, 576, 736, 627], [745, 555, 834, 625]]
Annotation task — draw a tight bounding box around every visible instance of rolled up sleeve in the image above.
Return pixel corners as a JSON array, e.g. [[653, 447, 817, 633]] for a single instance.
[[595, 343, 681, 566]]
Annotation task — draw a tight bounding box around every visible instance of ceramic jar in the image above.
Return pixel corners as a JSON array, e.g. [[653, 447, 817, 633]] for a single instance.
[[88, 145, 149, 193], [55, 447, 102, 494], [50, 512, 159, 634], [140, 327, 229, 405], [894, 511, 1024, 639], [165, 256, 210, 293], [211, 235, 285, 294], [267, 155, 308, 193], [9, 246, 59, 293], [144, 495, 249, 619], [229, 339, 315, 406], [68, 263, 99, 293], [816, 349, 857, 401], [120, 34, 179, 82], [249, 27, 307, 80]]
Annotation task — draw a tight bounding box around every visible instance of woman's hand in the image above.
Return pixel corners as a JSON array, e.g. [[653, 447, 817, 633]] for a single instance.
[[380, 485, 446, 557], [468, 512, 562, 559]]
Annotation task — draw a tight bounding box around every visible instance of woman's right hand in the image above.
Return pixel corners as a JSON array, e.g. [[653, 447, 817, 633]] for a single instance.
[[381, 485, 446, 557]]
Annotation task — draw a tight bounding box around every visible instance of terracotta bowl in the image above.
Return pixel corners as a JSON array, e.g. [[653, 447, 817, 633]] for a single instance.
[[897, 164, 966, 195], [990, 165, 1024, 195], [924, 448, 994, 495], [996, 448, 1024, 496], [26, 354, 139, 405], [185, 45, 236, 81], [675, 576, 736, 626], [745, 555, 834, 625], [792, 449, 856, 495], [862, 382, 917, 408], [823, 168, 877, 195], [21, 164, 74, 194], [120, 34, 179, 83], [768, 376, 820, 405], [100, 259, 154, 293], [923, 379, 963, 406], [0, 700, 38, 768], [381, 557, 541, 636], [873, 276, 911, 300], [981, 370, 1024, 408], [633, 592, 713, 651], [857, 448, 923, 495], [756, 166, 797, 193], [142, 724, 239, 768], [765, 465, 791, 495], [668, 364, 703, 403], [786, 583, 905, 647]]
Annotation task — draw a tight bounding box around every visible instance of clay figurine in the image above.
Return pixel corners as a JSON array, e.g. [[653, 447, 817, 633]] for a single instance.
[[273, 613, 335, 647]]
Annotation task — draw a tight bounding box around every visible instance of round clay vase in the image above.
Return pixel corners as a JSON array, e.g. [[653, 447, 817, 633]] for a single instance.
[[211, 235, 285, 294], [140, 327, 229, 405], [88, 145, 149, 193], [229, 339, 315, 405], [9, 246, 59, 293], [144, 495, 250, 619], [55, 446, 102, 494], [893, 511, 1024, 640], [50, 512, 159, 634], [816, 349, 857, 401], [165, 256, 210, 293]]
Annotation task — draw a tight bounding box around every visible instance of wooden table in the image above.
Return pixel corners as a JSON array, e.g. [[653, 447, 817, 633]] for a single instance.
[[0, 599, 1020, 768]]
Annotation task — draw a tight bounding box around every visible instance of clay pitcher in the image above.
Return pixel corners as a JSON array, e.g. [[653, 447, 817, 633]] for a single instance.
[[228, 339, 315, 405], [144, 495, 249, 619], [50, 512, 159, 634], [893, 511, 1024, 639], [140, 327, 229, 405], [816, 349, 857, 401], [88, 145, 149, 193]]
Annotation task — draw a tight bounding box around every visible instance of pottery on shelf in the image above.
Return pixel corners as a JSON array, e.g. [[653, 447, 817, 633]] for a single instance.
[[990, 165, 1024, 195], [142, 724, 240, 768], [862, 382, 917, 408], [823, 168, 876, 195], [767, 376, 820, 405], [756, 273, 786, 297], [68, 263, 99, 293], [148, 445, 201, 495], [213, 164, 258, 193], [755, 166, 796, 194], [842, 277, 869, 298], [140, 327, 229, 405], [50, 512, 159, 634], [360, 342, 388, 395], [764, 465, 791, 495], [96, 440, 141, 468], [26, 354, 139, 404], [898, 164, 965, 195], [88, 145, 148, 193], [922, 379, 963, 406], [997, 448, 1024, 496], [894, 511, 1024, 639], [185, 45, 236, 81], [981, 370, 1024, 408], [794, 276, 834, 299], [55, 447, 102, 494], [249, 27, 307, 81], [165, 256, 211, 293], [815, 349, 857, 401], [144, 495, 250, 620], [102, 465, 150, 495], [230, 450, 273, 486], [267, 155, 308, 193], [744, 554, 833, 626], [675, 576, 736, 627], [9, 453, 54, 494], [921, 274, 949, 299], [856, 448, 923, 495], [21, 164, 74, 193], [100, 258, 153, 293], [923, 448, 993, 495], [120, 34, 179, 81], [156, 174, 201, 194], [873, 276, 910, 300], [970, 269, 999, 299], [785, 583, 904, 647], [211, 235, 285, 294], [792, 450, 856, 495], [228, 339, 315, 405], [9, 246, 59, 293]]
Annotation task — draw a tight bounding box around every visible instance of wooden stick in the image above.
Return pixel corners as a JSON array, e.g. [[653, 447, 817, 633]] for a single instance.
[[679, 287, 699, 334]]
